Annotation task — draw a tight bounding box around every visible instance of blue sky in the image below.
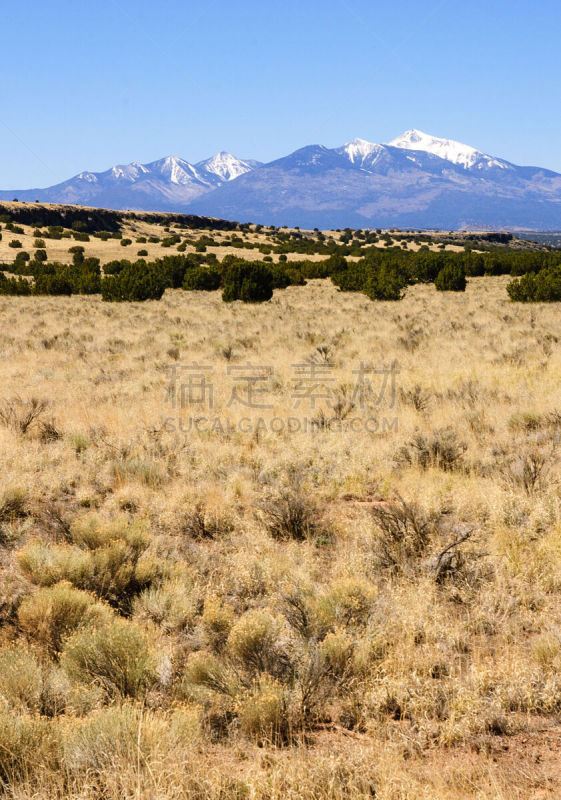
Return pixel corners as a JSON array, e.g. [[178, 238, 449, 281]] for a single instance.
[[1, 0, 560, 188]]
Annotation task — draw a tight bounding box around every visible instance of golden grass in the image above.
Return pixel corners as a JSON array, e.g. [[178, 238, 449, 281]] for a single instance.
[[0, 201, 468, 266], [1, 276, 561, 797]]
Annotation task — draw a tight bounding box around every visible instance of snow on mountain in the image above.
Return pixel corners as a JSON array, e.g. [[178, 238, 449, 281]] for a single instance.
[[388, 129, 510, 171], [76, 171, 99, 184], [2, 131, 561, 228], [338, 138, 383, 166], [108, 162, 151, 181], [147, 156, 208, 186], [197, 152, 258, 183]]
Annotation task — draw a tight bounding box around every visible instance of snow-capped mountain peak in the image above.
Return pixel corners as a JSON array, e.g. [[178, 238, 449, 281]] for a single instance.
[[109, 162, 150, 181], [76, 171, 98, 183], [339, 138, 382, 165], [388, 129, 509, 170], [196, 152, 255, 182], [149, 156, 203, 185]]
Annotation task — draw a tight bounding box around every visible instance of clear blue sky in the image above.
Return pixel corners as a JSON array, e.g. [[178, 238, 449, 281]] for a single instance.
[[1, 0, 560, 188]]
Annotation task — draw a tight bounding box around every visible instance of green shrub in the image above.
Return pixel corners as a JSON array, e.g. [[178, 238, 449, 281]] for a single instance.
[[102, 259, 130, 275], [331, 261, 371, 292], [120, 238, 132, 246], [101, 262, 167, 302], [137, 249, 148, 256], [435, 263, 467, 291], [507, 266, 561, 302], [61, 619, 155, 698], [0, 274, 32, 295], [269, 264, 305, 288], [34, 271, 73, 295], [9, 239, 22, 248], [222, 262, 273, 303], [364, 263, 407, 300], [183, 266, 221, 291]]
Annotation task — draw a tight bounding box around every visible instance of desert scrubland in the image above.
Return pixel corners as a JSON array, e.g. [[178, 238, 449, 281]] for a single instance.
[[1, 273, 561, 798]]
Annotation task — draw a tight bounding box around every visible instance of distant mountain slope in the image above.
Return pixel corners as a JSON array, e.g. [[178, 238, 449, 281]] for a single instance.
[[188, 135, 561, 229], [0, 153, 260, 212], [2, 131, 561, 229]]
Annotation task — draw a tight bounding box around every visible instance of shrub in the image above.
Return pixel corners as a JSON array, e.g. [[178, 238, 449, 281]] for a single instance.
[[396, 427, 467, 471], [102, 259, 129, 275], [34, 270, 73, 295], [0, 712, 51, 785], [435, 263, 467, 291], [507, 267, 561, 302], [364, 263, 407, 300], [238, 674, 290, 743], [17, 514, 164, 613], [227, 609, 286, 676], [259, 470, 322, 541], [0, 648, 43, 712], [0, 396, 48, 434], [17, 582, 112, 653], [0, 274, 32, 295], [61, 704, 199, 778], [34, 248, 47, 262], [370, 496, 432, 573], [222, 262, 273, 303], [14, 250, 30, 264], [120, 238, 132, 246], [201, 596, 235, 651], [183, 266, 221, 291], [0, 487, 28, 522], [331, 261, 371, 292], [317, 578, 377, 628], [9, 239, 22, 248], [133, 578, 197, 633], [101, 262, 167, 302], [61, 619, 156, 698], [137, 249, 148, 256]]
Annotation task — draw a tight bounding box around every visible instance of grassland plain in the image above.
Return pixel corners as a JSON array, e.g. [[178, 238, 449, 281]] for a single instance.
[[0, 200, 471, 269], [2, 275, 561, 798]]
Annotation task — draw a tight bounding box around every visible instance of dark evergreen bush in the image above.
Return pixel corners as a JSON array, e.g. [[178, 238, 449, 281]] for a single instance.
[[101, 263, 167, 302], [331, 261, 372, 291], [222, 262, 273, 303], [34, 271, 73, 295], [507, 267, 561, 302], [182, 266, 221, 291], [364, 263, 408, 301], [435, 263, 466, 292], [0, 273, 32, 295]]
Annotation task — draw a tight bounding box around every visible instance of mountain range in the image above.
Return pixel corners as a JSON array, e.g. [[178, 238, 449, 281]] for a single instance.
[[2, 130, 561, 230]]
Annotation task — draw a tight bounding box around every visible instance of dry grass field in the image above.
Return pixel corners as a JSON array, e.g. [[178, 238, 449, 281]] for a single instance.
[[2, 274, 561, 798], [0, 200, 470, 268]]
